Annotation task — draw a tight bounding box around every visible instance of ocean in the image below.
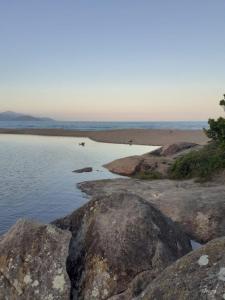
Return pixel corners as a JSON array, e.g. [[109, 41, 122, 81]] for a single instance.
[[0, 120, 208, 130]]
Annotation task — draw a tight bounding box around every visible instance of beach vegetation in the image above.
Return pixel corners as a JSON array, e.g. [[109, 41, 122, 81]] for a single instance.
[[169, 142, 225, 181], [204, 94, 225, 146], [204, 118, 225, 146], [170, 95, 225, 181], [219, 94, 225, 108]]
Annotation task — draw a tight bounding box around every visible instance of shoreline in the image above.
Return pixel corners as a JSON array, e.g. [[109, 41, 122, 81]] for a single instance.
[[1, 128, 225, 299], [0, 128, 209, 146]]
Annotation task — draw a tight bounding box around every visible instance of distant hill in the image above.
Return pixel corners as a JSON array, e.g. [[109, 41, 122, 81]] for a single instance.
[[0, 111, 54, 121]]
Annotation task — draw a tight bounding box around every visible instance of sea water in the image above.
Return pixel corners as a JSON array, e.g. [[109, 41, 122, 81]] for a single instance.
[[0, 120, 207, 130]]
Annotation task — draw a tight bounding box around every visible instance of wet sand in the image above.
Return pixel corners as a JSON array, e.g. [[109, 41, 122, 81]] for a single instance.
[[0, 128, 209, 146]]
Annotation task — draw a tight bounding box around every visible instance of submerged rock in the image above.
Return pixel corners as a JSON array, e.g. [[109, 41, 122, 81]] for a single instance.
[[0, 219, 71, 300], [53, 193, 191, 300], [73, 167, 93, 173], [135, 237, 225, 300], [79, 178, 225, 243]]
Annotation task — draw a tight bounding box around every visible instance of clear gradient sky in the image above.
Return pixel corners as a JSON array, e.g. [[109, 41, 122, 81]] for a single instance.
[[0, 0, 225, 121]]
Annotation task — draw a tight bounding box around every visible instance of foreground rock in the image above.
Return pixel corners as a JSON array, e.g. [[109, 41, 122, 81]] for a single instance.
[[73, 167, 93, 173], [53, 193, 191, 300], [0, 219, 71, 300], [104, 142, 199, 178], [134, 237, 225, 300], [79, 178, 225, 243]]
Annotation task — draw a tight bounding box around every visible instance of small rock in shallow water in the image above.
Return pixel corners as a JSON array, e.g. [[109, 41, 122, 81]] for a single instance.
[[73, 167, 93, 173]]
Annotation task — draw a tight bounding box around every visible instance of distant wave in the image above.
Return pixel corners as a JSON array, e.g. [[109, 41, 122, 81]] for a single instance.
[[0, 120, 208, 131]]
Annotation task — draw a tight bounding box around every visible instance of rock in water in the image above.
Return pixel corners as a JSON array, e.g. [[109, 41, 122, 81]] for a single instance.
[[0, 219, 71, 300], [135, 237, 225, 300], [53, 193, 191, 300], [73, 167, 93, 173], [104, 155, 172, 178], [104, 156, 143, 176]]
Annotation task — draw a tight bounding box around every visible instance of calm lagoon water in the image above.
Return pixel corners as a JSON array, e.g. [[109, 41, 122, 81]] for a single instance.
[[0, 134, 157, 234]]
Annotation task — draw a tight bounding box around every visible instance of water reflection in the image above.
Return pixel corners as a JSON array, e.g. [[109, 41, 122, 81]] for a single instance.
[[0, 134, 158, 234]]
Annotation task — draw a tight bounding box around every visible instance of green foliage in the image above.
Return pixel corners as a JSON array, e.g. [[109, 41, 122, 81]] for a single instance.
[[220, 99, 225, 107], [220, 94, 225, 107], [169, 143, 225, 181], [165, 94, 225, 181], [204, 94, 225, 146], [204, 117, 225, 145]]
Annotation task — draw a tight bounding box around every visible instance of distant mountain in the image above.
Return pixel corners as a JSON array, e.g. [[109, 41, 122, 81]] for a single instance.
[[0, 111, 54, 121]]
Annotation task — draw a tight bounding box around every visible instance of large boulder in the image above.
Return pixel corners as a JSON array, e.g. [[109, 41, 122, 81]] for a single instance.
[[104, 155, 172, 178], [53, 193, 191, 300], [136, 237, 225, 300], [79, 178, 225, 243], [0, 219, 71, 300], [104, 156, 143, 176]]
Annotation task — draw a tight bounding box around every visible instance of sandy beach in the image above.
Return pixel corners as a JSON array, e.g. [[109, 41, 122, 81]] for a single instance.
[[0, 128, 209, 146]]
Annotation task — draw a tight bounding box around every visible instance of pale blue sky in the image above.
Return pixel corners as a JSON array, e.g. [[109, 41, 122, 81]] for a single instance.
[[0, 0, 225, 120]]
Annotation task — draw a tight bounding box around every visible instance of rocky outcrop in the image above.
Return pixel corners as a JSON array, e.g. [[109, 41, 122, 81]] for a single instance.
[[73, 167, 93, 173], [2, 174, 225, 300], [134, 236, 225, 300], [151, 142, 198, 157], [104, 156, 143, 176], [79, 178, 225, 243], [104, 142, 199, 178], [104, 154, 172, 178], [53, 193, 191, 300], [136, 154, 173, 178], [0, 219, 71, 300]]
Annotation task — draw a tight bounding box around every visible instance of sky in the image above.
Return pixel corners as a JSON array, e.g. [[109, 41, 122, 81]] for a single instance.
[[0, 0, 225, 121]]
